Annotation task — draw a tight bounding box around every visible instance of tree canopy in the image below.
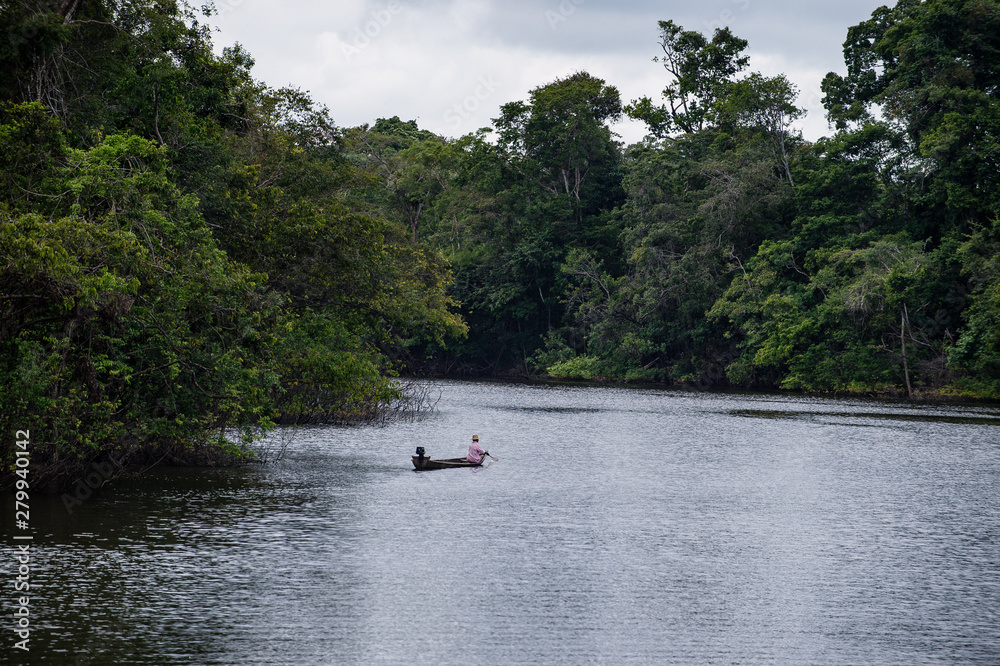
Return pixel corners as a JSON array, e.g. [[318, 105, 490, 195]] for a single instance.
[[5, 0, 1000, 488], [0, 0, 466, 487]]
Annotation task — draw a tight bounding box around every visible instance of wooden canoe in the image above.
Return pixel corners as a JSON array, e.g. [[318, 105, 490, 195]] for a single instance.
[[411, 455, 482, 470]]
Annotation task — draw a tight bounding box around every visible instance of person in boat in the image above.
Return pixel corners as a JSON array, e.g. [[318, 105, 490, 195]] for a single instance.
[[467, 434, 489, 464]]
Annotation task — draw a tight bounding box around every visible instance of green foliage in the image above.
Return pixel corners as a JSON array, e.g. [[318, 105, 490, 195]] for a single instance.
[[413, 3, 998, 399], [0, 116, 279, 472], [625, 20, 749, 136], [710, 229, 961, 393], [343, 119, 457, 242], [271, 310, 399, 424], [547, 355, 606, 380], [821, 0, 1000, 230], [410, 72, 625, 375], [0, 2, 468, 484], [6, 0, 999, 488], [545, 5, 994, 395], [526, 330, 576, 372], [947, 218, 1000, 395]]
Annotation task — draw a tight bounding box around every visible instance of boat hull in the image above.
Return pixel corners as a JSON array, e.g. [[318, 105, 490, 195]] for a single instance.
[[412, 455, 482, 470]]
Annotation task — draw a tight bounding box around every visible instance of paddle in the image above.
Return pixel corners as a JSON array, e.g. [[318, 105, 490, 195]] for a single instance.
[[484, 451, 498, 461]]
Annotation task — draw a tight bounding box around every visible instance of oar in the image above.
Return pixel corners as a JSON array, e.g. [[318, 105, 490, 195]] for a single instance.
[[485, 451, 498, 461]]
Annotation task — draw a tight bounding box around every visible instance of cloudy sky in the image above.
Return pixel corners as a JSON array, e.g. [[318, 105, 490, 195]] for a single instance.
[[208, 0, 888, 144]]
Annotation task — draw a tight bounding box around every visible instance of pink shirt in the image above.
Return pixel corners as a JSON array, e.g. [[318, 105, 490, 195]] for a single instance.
[[467, 440, 485, 463]]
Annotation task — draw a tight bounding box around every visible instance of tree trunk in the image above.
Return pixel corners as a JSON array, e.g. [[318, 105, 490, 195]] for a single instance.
[[901, 308, 912, 398]]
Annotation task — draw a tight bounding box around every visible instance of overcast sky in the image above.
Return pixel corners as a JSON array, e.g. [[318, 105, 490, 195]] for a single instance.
[[208, 0, 889, 144]]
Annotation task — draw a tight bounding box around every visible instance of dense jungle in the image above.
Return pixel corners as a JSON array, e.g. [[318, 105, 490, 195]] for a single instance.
[[2, 0, 999, 484]]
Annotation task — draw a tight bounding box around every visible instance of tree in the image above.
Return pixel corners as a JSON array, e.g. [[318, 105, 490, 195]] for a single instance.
[[413, 73, 626, 376], [495, 71, 622, 216], [625, 20, 749, 137], [716, 73, 804, 185], [344, 119, 456, 242], [948, 218, 1000, 396], [0, 105, 279, 482], [0, 2, 470, 487], [821, 0, 1000, 231], [542, 23, 802, 385]]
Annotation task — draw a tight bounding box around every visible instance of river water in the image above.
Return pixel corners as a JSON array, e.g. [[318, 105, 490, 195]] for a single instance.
[[6, 381, 1000, 664]]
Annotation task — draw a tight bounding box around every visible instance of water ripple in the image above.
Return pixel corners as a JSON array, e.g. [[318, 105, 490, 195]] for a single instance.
[[6, 381, 1000, 664]]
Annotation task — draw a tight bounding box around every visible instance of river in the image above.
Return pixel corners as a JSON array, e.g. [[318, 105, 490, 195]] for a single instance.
[[5, 381, 1000, 664]]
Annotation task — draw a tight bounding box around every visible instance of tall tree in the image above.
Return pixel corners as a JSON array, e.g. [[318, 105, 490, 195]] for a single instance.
[[417, 73, 624, 375], [542, 23, 801, 384], [625, 20, 749, 137], [821, 0, 1000, 231]]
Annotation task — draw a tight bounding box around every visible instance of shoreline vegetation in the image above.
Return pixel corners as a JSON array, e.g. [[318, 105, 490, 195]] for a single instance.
[[3, 0, 1000, 489], [573, 381, 1000, 406], [450, 374, 1000, 407]]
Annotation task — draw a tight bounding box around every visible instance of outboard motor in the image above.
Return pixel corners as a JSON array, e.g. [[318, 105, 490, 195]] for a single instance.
[[415, 446, 426, 466]]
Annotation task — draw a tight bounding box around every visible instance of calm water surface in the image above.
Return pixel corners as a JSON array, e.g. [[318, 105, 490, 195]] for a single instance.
[[5, 382, 1000, 664]]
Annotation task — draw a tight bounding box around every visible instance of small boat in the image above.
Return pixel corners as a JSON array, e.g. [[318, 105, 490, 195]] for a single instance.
[[412, 447, 482, 470]]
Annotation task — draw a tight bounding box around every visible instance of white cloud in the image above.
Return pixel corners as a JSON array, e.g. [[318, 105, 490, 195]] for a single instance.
[[209, 0, 886, 143], [748, 51, 835, 142]]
